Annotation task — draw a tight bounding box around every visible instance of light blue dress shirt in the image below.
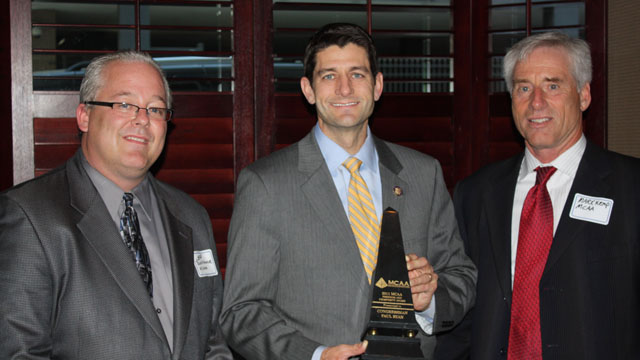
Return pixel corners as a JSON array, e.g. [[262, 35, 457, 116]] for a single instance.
[[311, 124, 434, 359], [314, 124, 383, 222]]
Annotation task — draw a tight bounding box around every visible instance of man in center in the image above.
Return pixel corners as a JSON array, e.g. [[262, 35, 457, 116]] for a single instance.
[[220, 23, 476, 360]]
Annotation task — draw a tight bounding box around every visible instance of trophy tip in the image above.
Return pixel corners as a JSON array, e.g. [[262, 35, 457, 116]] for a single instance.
[[383, 207, 397, 214]]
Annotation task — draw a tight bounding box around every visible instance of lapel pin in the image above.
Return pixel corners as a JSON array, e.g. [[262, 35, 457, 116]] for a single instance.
[[393, 186, 403, 196]]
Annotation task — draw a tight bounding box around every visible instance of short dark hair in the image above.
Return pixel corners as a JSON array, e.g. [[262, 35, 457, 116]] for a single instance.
[[303, 23, 379, 82]]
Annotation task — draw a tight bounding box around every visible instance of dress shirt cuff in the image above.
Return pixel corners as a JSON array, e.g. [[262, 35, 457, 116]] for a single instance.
[[312, 345, 327, 360], [414, 296, 436, 335]]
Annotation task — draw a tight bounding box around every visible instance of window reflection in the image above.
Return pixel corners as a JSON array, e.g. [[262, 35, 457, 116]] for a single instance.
[[373, 9, 451, 31], [33, 56, 234, 92], [140, 30, 233, 52], [272, 0, 453, 93], [531, 3, 584, 28], [275, 0, 366, 3], [488, 1, 585, 94], [489, 6, 526, 31], [32, 2, 135, 25], [490, 0, 525, 5], [31, 0, 235, 92], [140, 5, 233, 27], [274, 9, 367, 29], [375, 33, 452, 56], [489, 31, 527, 54], [33, 27, 135, 51], [373, 0, 450, 5]]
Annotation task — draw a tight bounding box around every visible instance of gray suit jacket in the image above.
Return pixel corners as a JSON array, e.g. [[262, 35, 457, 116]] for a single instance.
[[220, 132, 476, 360], [0, 150, 232, 360]]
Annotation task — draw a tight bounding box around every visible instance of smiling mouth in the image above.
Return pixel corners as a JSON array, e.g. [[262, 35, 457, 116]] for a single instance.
[[529, 117, 551, 124], [124, 135, 149, 144], [332, 102, 358, 107]]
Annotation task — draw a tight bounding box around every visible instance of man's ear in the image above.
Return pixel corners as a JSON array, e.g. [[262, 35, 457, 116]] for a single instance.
[[76, 103, 90, 133], [374, 72, 383, 101], [579, 82, 591, 111], [300, 77, 316, 105]]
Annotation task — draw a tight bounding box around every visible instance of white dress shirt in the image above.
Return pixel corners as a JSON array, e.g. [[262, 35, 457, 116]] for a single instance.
[[510, 135, 586, 286]]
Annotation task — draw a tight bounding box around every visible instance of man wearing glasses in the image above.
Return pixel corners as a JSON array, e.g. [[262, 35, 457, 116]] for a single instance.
[[0, 51, 232, 359]]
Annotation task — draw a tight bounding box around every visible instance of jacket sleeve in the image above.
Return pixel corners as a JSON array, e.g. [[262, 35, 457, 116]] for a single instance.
[[433, 179, 475, 359], [219, 168, 321, 360], [0, 194, 54, 359], [426, 162, 477, 334], [203, 208, 234, 360]]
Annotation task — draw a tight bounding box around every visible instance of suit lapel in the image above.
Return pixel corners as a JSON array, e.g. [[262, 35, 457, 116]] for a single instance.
[[67, 152, 166, 344], [298, 133, 370, 292], [543, 142, 612, 277], [484, 154, 522, 305], [153, 181, 194, 360], [374, 139, 408, 222]]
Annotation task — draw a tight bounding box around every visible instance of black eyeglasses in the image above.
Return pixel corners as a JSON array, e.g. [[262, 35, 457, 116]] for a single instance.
[[84, 101, 174, 122]]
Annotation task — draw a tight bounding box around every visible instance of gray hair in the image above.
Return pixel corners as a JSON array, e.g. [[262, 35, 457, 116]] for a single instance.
[[79, 50, 172, 107], [503, 32, 592, 94]]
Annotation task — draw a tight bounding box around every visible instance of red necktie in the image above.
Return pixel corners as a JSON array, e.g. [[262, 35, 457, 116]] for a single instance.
[[508, 166, 557, 360]]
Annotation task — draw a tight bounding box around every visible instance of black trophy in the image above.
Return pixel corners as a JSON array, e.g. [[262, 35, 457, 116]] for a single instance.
[[361, 207, 424, 359]]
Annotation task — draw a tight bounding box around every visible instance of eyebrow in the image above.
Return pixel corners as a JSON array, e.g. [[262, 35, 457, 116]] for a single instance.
[[316, 66, 371, 76], [513, 76, 564, 84], [111, 91, 167, 104], [544, 77, 563, 83]]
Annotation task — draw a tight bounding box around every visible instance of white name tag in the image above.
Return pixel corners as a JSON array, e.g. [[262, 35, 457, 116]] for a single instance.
[[569, 193, 614, 225], [193, 249, 219, 277]]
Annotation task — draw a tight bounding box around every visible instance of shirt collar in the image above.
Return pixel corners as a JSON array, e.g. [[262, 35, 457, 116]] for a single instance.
[[521, 134, 586, 180], [313, 123, 379, 175], [80, 151, 154, 222]]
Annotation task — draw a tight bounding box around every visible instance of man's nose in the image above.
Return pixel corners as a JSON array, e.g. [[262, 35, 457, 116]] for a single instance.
[[132, 107, 151, 126], [336, 76, 353, 96], [530, 87, 546, 110]]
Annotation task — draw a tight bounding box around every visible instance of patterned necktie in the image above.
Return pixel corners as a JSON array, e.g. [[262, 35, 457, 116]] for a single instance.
[[508, 166, 557, 359], [343, 157, 381, 284], [120, 192, 153, 297]]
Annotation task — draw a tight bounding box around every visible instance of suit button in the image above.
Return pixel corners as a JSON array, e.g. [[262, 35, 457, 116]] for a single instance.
[[499, 348, 506, 355], [156, 308, 162, 314]]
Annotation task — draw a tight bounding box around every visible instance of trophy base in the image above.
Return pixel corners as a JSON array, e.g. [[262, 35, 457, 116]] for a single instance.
[[361, 334, 424, 359]]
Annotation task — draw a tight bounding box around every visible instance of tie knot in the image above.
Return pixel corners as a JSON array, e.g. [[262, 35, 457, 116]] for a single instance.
[[535, 166, 557, 186], [342, 157, 363, 175], [123, 192, 134, 206]]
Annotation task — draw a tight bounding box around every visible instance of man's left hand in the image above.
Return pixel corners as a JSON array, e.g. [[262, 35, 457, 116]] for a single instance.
[[406, 253, 438, 312]]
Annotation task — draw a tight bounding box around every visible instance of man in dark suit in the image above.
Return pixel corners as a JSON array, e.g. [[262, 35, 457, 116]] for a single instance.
[[435, 32, 640, 360], [0, 51, 232, 359], [220, 23, 476, 360]]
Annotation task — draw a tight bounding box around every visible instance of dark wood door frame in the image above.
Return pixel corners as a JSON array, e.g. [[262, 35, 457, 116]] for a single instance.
[[585, 0, 607, 147]]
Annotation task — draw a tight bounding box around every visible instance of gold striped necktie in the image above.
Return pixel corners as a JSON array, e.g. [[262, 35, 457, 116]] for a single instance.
[[343, 157, 380, 283]]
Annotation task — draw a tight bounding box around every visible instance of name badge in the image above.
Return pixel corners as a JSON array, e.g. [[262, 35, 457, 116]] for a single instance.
[[193, 249, 219, 277], [569, 193, 614, 225]]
